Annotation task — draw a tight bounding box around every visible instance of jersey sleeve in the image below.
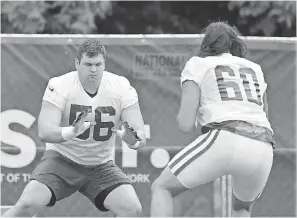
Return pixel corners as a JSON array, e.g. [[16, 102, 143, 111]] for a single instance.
[[257, 65, 268, 96], [180, 56, 206, 87], [42, 77, 66, 110], [117, 77, 139, 109]]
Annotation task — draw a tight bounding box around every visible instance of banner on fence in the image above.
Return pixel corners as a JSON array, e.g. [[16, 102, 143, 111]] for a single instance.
[[1, 35, 296, 217]]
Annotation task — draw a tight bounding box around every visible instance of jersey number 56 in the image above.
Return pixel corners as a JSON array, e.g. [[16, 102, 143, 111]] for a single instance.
[[69, 104, 115, 141]]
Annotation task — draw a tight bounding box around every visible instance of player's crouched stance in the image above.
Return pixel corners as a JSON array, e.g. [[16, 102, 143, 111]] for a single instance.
[[151, 22, 274, 217], [3, 39, 146, 217]]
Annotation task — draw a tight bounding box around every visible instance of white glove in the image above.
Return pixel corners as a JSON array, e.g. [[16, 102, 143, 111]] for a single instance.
[[113, 122, 141, 148], [62, 109, 94, 140]]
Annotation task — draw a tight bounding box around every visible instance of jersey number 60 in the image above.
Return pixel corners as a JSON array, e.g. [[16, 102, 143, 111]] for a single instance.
[[215, 65, 262, 106], [69, 104, 115, 141]]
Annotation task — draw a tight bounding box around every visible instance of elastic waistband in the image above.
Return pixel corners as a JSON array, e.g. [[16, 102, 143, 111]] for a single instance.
[[202, 120, 275, 148]]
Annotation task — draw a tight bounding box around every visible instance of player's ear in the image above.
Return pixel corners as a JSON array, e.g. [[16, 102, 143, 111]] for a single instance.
[[103, 60, 106, 70], [75, 58, 80, 70]]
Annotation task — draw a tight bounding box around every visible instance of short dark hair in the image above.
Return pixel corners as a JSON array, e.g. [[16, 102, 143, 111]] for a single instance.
[[76, 38, 106, 62], [198, 21, 247, 58]]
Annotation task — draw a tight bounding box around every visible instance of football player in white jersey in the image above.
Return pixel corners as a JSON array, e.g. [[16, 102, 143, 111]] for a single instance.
[[151, 21, 274, 217], [3, 39, 146, 217]]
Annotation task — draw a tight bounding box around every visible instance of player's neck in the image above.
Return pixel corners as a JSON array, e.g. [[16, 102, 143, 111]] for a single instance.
[[78, 71, 103, 94], [82, 83, 100, 94], [79, 76, 102, 94]]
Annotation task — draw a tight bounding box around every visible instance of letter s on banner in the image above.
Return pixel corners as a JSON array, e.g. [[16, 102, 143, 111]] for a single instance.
[[1, 110, 37, 168]]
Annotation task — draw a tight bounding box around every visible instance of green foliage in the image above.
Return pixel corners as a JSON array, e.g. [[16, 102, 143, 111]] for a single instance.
[[94, 2, 233, 34], [1, 1, 296, 36], [1, 1, 47, 33], [228, 1, 296, 36], [1, 1, 112, 34]]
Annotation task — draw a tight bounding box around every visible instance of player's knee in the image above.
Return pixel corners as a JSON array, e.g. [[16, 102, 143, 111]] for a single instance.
[[117, 200, 142, 217], [152, 176, 181, 197], [17, 181, 53, 211], [129, 201, 142, 216], [151, 177, 166, 193], [15, 199, 32, 211], [232, 195, 253, 212], [151, 180, 158, 192], [15, 198, 43, 213]]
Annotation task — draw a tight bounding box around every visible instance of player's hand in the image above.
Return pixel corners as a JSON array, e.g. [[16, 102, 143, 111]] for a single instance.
[[112, 122, 141, 147], [72, 108, 95, 135], [61, 109, 96, 141]]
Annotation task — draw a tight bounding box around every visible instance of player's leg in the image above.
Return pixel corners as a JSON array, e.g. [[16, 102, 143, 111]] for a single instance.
[[3, 150, 86, 217], [102, 184, 142, 217], [229, 135, 273, 217], [2, 180, 52, 217], [150, 166, 188, 217], [232, 194, 257, 217], [80, 160, 142, 217], [151, 129, 232, 217]]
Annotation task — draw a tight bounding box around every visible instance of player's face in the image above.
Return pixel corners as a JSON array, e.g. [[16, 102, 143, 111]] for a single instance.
[[76, 53, 105, 85]]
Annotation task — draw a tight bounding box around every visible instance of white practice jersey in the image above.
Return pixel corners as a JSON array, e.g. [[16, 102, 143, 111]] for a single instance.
[[181, 53, 273, 132], [42, 71, 138, 165]]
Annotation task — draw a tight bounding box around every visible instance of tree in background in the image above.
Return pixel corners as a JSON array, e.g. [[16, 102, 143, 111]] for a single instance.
[[1, 1, 112, 33], [1, 1, 296, 36], [228, 1, 296, 36], [95, 1, 235, 34]]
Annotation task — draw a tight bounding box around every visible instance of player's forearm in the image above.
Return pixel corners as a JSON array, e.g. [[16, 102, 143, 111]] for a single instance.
[[134, 130, 147, 149], [178, 123, 196, 133], [177, 112, 196, 133], [38, 123, 66, 143], [263, 92, 269, 118], [178, 80, 200, 133]]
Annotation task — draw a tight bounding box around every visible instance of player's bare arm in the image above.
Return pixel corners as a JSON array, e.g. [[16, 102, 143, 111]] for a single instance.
[[263, 91, 269, 117], [38, 100, 65, 143], [117, 102, 146, 149], [177, 80, 200, 133], [38, 100, 94, 143]]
